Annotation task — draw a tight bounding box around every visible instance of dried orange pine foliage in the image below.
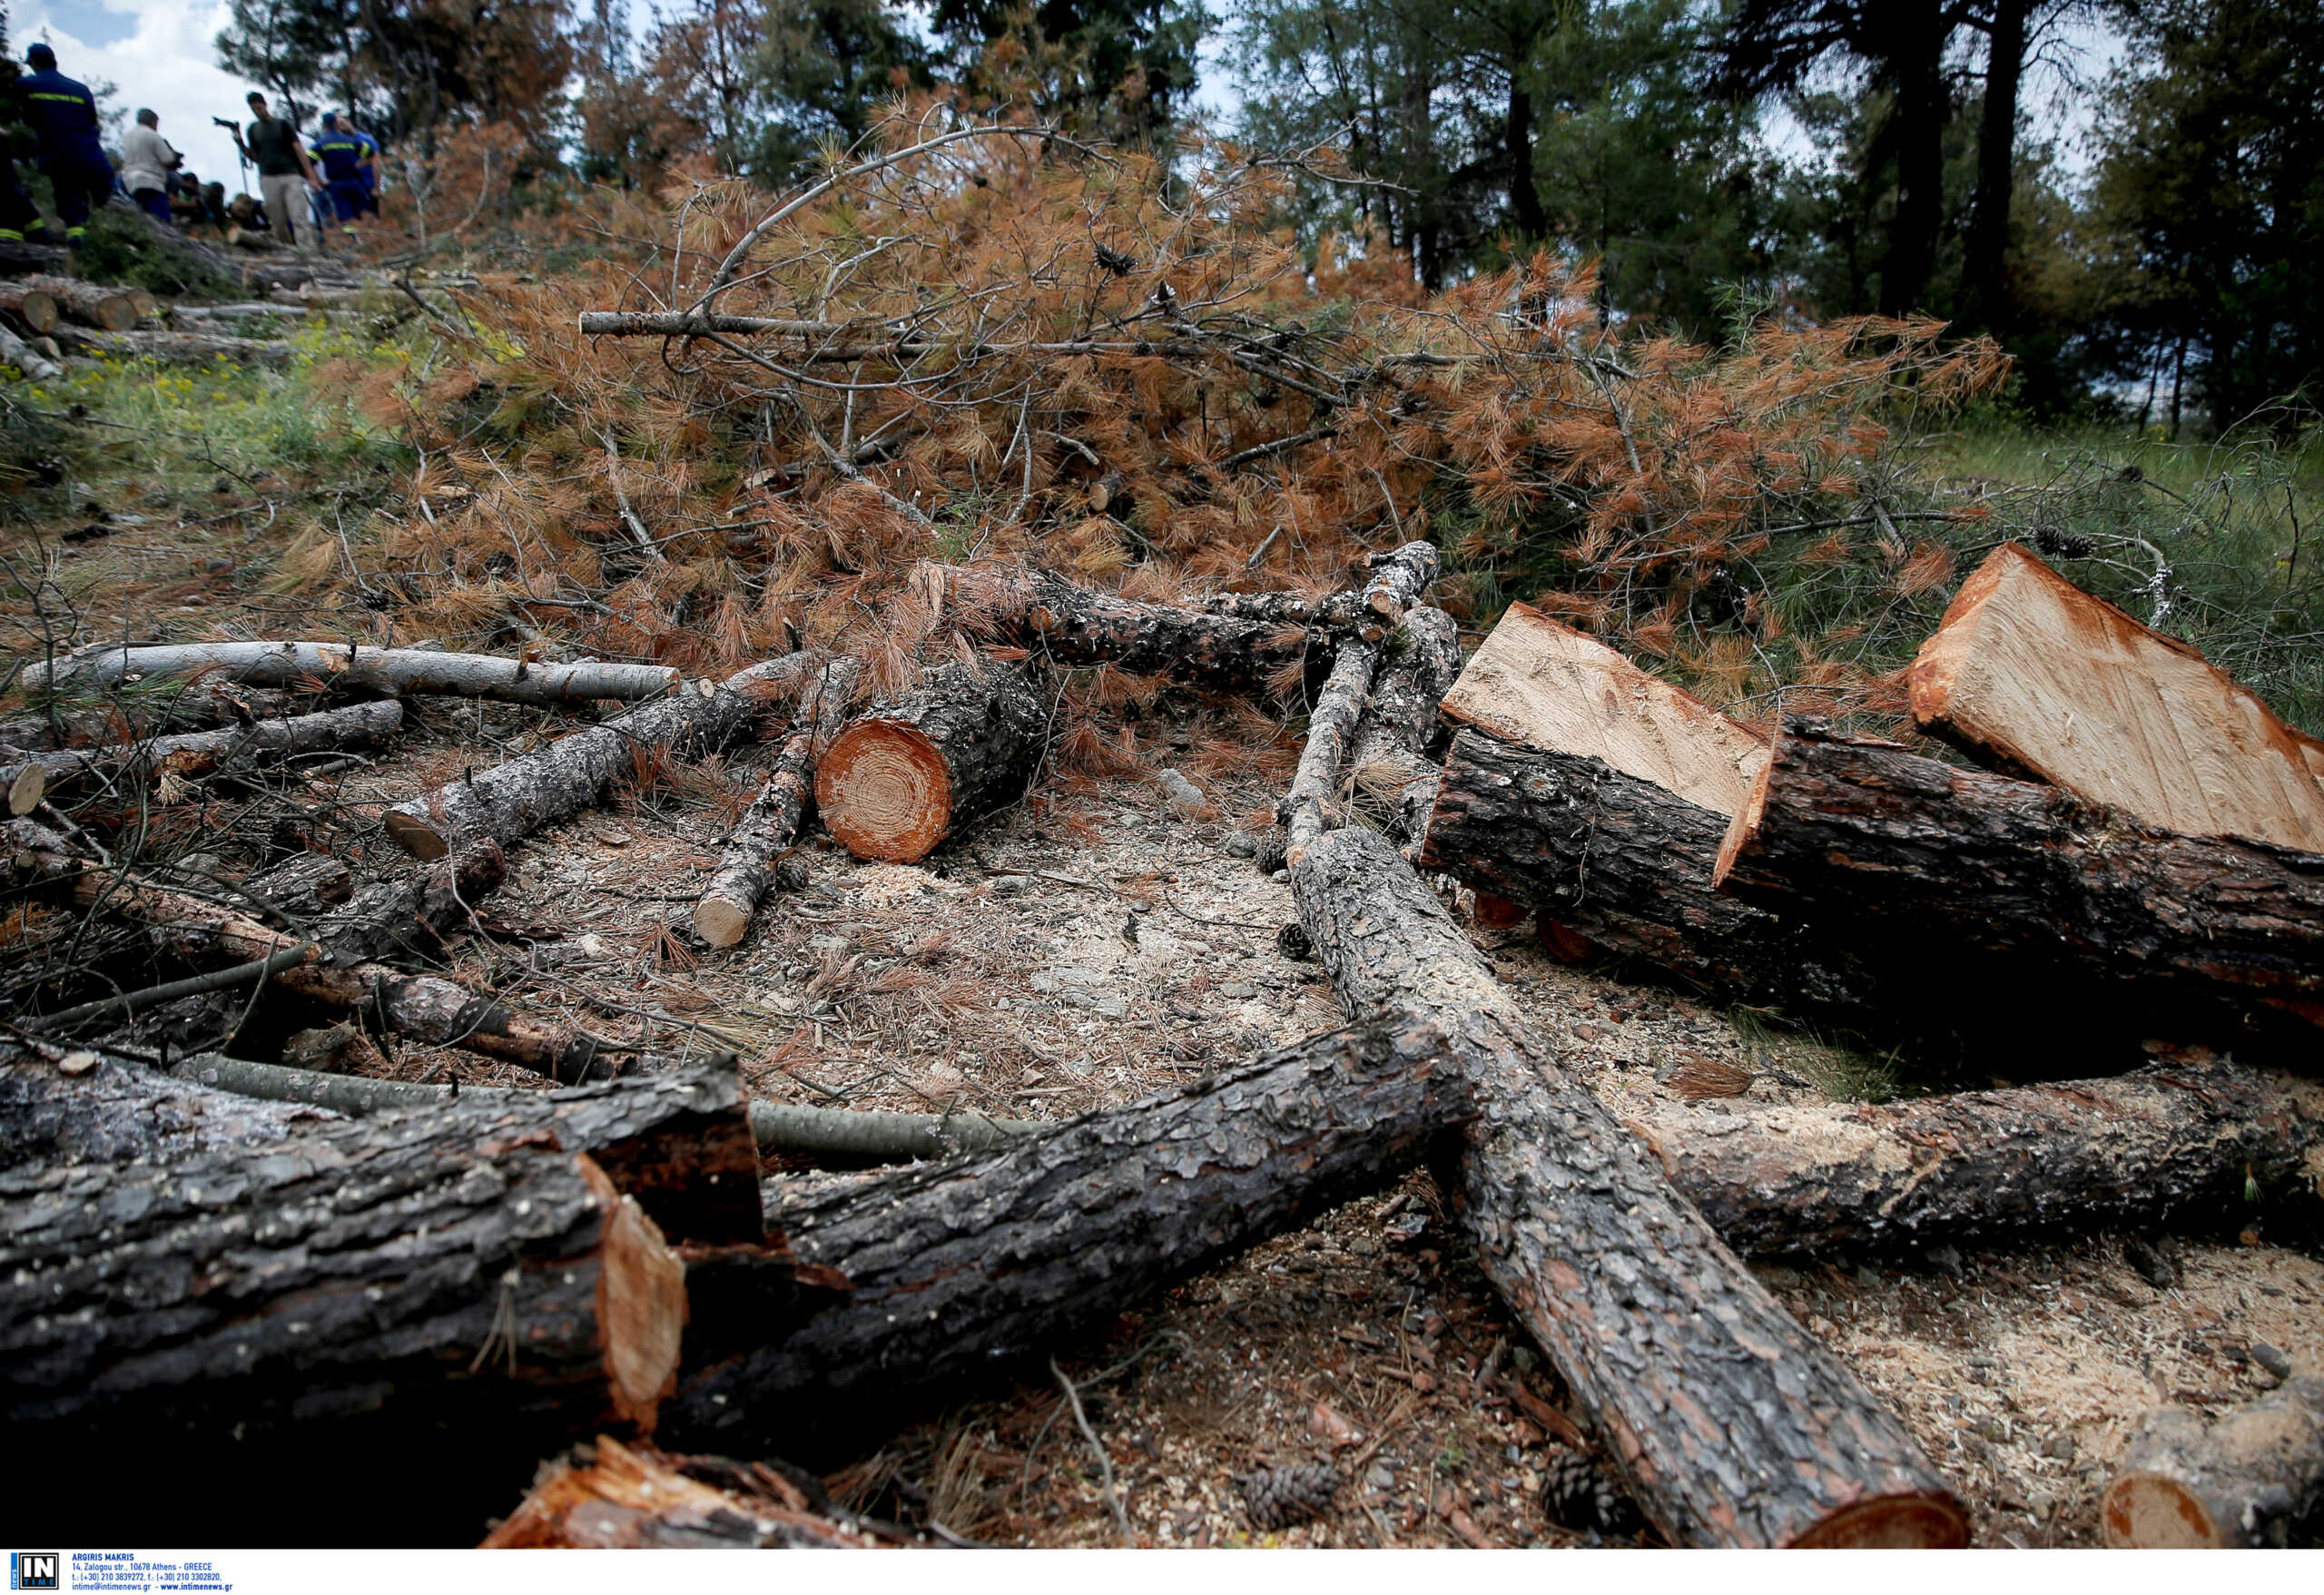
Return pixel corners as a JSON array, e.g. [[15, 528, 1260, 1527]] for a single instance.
[[345, 93, 2004, 719]]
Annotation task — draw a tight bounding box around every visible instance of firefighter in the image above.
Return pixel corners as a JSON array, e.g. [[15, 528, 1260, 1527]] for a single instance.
[[17, 43, 113, 243], [0, 54, 45, 243], [308, 112, 373, 234]]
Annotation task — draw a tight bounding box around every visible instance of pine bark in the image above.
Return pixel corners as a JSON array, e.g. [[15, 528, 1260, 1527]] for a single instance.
[[1715, 716, 2324, 1035], [696, 658, 858, 946], [1292, 822, 1965, 1547], [382, 655, 809, 860], [19, 273, 139, 330], [0, 679, 300, 754], [2102, 1376, 2324, 1547], [24, 639, 680, 704], [813, 661, 1047, 864], [1347, 606, 1462, 849], [660, 1012, 1471, 1453], [481, 1437, 881, 1549], [1, 1038, 332, 1171], [921, 562, 1310, 694], [1418, 725, 1883, 1012], [1357, 540, 1443, 640], [1282, 637, 1380, 860], [1640, 1059, 2324, 1257], [0, 699, 401, 798]]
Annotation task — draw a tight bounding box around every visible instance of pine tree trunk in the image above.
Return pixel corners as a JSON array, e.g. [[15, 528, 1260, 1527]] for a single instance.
[[696, 658, 858, 946], [1292, 822, 1965, 1548], [1282, 638, 1379, 859], [0, 699, 401, 799], [54, 329, 295, 368], [2102, 1376, 2324, 1547], [0, 679, 300, 754], [813, 661, 1047, 863], [24, 639, 680, 705], [1347, 606, 1461, 849], [1, 1038, 332, 1170], [661, 1012, 1471, 1454], [18, 273, 139, 330], [1715, 716, 2324, 1036], [0, 284, 61, 335]]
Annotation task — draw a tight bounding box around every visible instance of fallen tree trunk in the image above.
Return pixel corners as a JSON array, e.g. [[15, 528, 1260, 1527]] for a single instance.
[[920, 562, 1310, 695], [0, 1035, 333, 1170], [24, 639, 680, 704], [1346, 606, 1461, 850], [18, 273, 138, 330], [3, 817, 83, 892], [1910, 543, 2324, 852], [697, 658, 858, 944], [2102, 1376, 2324, 1547], [0, 679, 299, 754], [813, 661, 1046, 864], [0, 323, 63, 380], [1417, 726, 1879, 1014], [382, 655, 809, 860], [0, 698, 401, 797], [1638, 1059, 2324, 1257], [1714, 716, 2324, 1034], [53, 328, 293, 369], [0, 284, 60, 335], [1357, 541, 1443, 641], [482, 1437, 881, 1549], [1282, 638, 1378, 861], [661, 1012, 1472, 1453], [1292, 824, 1965, 1547]]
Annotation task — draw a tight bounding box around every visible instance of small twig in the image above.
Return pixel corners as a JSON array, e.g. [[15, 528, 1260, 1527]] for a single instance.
[[1051, 1354, 1134, 1547], [598, 429, 667, 565]]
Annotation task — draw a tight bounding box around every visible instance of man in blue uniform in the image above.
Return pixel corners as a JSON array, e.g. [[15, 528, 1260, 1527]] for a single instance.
[[345, 114, 381, 217], [308, 112, 372, 233], [0, 54, 47, 242], [17, 43, 113, 242]]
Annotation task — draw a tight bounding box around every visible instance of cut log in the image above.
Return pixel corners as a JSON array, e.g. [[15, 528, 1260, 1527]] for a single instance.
[[18, 273, 138, 331], [660, 1011, 1471, 1452], [1346, 606, 1462, 849], [813, 660, 1046, 864], [1292, 823, 1964, 1547], [0, 698, 401, 797], [1908, 542, 2324, 851], [52, 329, 294, 369], [3, 817, 83, 892], [24, 638, 680, 704], [696, 658, 859, 946], [0, 679, 299, 753], [482, 1437, 881, 1549], [920, 561, 1310, 694], [0, 284, 60, 335], [1, 1035, 334, 1171], [1439, 600, 1768, 819], [1418, 726, 1879, 1015], [2102, 1375, 2324, 1547], [1714, 716, 2324, 1037], [0, 323, 64, 381], [1358, 540, 1443, 641], [1198, 586, 1364, 630], [232, 848, 354, 917], [1637, 1058, 2324, 1257], [1282, 638, 1379, 861], [381, 655, 808, 860]]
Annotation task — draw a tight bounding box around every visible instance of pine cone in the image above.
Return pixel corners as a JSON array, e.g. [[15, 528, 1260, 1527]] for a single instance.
[[2033, 525, 2095, 560], [1541, 1448, 1642, 1538], [1254, 828, 1289, 875], [1238, 1462, 1341, 1530]]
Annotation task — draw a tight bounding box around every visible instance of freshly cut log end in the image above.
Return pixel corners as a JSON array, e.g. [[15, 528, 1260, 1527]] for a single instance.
[[2102, 1376, 2324, 1547], [692, 895, 755, 950], [813, 663, 1045, 864], [6, 764, 43, 817], [482, 1437, 878, 1549], [1787, 1495, 1976, 1549], [586, 1157, 687, 1429]]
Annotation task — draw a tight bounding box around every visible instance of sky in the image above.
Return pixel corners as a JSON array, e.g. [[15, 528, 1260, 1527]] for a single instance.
[[17, 0, 284, 192]]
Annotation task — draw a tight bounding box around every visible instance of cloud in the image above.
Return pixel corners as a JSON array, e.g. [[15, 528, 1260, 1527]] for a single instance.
[[17, 0, 267, 195]]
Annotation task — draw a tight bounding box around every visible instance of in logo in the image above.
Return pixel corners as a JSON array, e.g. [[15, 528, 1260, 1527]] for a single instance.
[[10, 1554, 57, 1591]]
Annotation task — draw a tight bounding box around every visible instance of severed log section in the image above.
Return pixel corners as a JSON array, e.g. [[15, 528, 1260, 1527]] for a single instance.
[[1418, 726, 1879, 1015], [661, 1012, 1472, 1452], [1637, 1059, 2324, 1258], [0, 698, 401, 797], [1439, 600, 1768, 818], [920, 561, 1310, 695], [17, 273, 139, 330], [813, 660, 1046, 864], [4, 817, 83, 892], [0, 322, 63, 381], [1, 1037, 332, 1170], [1909, 542, 2324, 852], [52, 328, 294, 369], [1358, 540, 1443, 641], [697, 657, 859, 943], [1292, 823, 1965, 1547], [0, 283, 60, 335], [0, 678, 298, 754], [382, 654, 809, 860], [23, 638, 680, 705], [1282, 638, 1379, 860], [1715, 716, 2324, 1035], [1346, 606, 1462, 850], [2102, 1375, 2324, 1547], [483, 1437, 881, 1549]]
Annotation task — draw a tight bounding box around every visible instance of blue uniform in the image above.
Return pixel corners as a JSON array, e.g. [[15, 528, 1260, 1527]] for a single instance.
[[352, 129, 380, 214], [309, 128, 369, 222], [19, 67, 112, 235]]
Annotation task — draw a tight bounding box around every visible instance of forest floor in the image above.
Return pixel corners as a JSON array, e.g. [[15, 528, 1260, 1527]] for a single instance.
[[5, 337, 2323, 1550]]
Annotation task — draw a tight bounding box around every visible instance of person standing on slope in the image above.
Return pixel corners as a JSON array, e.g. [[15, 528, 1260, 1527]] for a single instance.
[[308, 113, 372, 236], [119, 108, 182, 227], [242, 90, 322, 251], [17, 43, 113, 242]]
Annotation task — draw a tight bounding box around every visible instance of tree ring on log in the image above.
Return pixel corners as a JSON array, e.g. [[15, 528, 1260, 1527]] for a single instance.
[[1784, 1492, 1973, 1548], [815, 721, 951, 862], [582, 1155, 687, 1429]]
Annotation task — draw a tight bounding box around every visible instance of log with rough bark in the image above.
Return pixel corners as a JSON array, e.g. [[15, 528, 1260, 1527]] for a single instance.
[[920, 561, 1310, 694], [1292, 824, 1965, 1547], [813, 660, 1046, 864], [0, 698, 401, 797], [19, 273, 139, 330], [1909, 542, 2324, 852], [0, 322, 64, 380], [24, 638, 681, 704], [1346, 606, 1462, 850], [0, 1036, 333, 1171], [2102, 1375, 2324, 1547], [1281, 639, 1379, 861], [3, 817, 82, 892], [1357, 540, 1443, 640], [0, 283, 60, 335], [1714, 716, 2324, 1035], [381, 655, 808, 860], [53, 328, 294, 369], [1417, 726, 1879, 1015], [0, 678, 298, 753], [482, 1437, 881, 1549], [696, 657, 859, 945], [661, 1012, 1471, 1452], [1636, 1059, 2324, 1258], [1198, 586, 1364, 630]]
